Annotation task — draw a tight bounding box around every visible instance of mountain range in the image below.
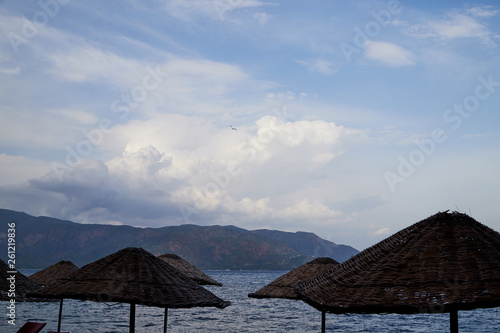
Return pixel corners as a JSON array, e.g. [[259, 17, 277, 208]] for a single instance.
[[0, 209, 358, 270]]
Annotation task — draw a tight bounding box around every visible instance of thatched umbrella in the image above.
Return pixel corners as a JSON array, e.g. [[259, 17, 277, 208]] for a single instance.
[[158, 253, 222, 286], [29, 247, 230, 333], [1, 259, 41, 302], [295, 211, 500, 333], [29, 261, 79, 286], [249, 257, 339, 332]]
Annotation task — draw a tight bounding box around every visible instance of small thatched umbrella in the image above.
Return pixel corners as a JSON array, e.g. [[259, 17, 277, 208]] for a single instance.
[[158, 254, 223, 286], [249, 257, 339, 332], [30, 247, 230, 333], [1, 259, 41, 302], [29, 261, 79, 286], [296, 211, 500, 333]]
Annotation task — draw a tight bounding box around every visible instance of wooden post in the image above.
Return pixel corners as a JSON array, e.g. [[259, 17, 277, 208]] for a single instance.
[[164, 308, 168, 333], [57, 299, 63, 333], [321, 310, 326, 333], [450, 308, 458, 333], [130, 303, 136, 333]]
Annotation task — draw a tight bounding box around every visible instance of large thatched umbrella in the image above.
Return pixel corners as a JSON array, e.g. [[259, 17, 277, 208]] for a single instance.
[[295, 211, 500, 333], [29, 261, 79, 286], [29, 247, 230, 333], [158, 253, 222, 286], [1, 259, 41, 302], [249, 257, 339, 332]]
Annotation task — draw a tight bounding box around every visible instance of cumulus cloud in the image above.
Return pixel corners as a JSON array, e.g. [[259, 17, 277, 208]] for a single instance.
[[16, 114, 359, 227], [364, 41, 416, 67]]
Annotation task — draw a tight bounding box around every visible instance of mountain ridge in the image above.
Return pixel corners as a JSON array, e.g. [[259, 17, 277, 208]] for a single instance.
[[0, 209, 358, 270]]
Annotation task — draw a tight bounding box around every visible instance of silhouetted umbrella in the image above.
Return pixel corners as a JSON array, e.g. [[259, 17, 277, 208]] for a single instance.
[[1, 259, 41, 302], [30, 247, 230, 333], [158, 253, 222, 286], [29, 261, 79, 286], [249, 257, 339, 332], [249, 257, 339, 299], [296, 211, 500, 333]]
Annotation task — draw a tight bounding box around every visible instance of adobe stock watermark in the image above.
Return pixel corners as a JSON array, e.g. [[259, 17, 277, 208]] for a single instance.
[[7, 0, 71, 54], [51, 65, 169, 181], [385, 74, 499, 192], [6, 222, 17, 325], [178, 105, 294, 222], [340, 0, 402, 64]]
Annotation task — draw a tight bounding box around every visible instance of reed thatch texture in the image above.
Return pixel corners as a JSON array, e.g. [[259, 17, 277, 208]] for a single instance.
[[1, 259, 41, 302], [248, 257, 339, 300], [295, 211, 500, 314], [29, 261, 79, 286], [30, 247, 230, 309], [158, 254, 222, 286]]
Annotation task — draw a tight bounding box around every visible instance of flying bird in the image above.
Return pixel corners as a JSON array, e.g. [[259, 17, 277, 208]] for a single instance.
[[230, 125, 237, 131]]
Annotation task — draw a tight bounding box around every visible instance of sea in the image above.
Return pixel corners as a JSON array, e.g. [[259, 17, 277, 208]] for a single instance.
[[2, 270, 499, 332]]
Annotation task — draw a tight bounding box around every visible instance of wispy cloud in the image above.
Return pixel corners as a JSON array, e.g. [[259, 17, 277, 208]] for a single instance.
[[405, 7, 498, 47], [163, 0, 272, 21], [47, 109, 99, 125], [296, 59, 338, 76], [373, 227, 391, 236]]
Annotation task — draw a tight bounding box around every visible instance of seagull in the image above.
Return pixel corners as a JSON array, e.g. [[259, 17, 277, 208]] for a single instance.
[[230, 125, 237, 131]]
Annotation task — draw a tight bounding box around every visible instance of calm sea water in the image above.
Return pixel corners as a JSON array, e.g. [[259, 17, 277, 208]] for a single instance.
[[2, 270, 499, 332]]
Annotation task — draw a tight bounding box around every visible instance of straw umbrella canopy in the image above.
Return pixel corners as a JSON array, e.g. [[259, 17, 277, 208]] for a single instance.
[[29, 261, 79, 286], [1, 259, 41, 302], [249, 257, 339, 300], [249, 257, 339, 333], [29, 247, 230, 333], [295, 211, 500, 333], [158, 253, 222, 286]]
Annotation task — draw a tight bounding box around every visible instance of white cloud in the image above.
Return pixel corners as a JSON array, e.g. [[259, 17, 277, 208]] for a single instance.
[[405, 9, 497, 47], [47, 109, 99, 125], [373, 227, 391, 236], [364, 41, 416, 67], [296, 59, 338, 76], [18, 113, 359, 228], [0, 66, 20, 75], [467, 6, 498, 18], [163, 0, 271, 21], [45, 46, 145, 88], [254, 12, 270, 25]]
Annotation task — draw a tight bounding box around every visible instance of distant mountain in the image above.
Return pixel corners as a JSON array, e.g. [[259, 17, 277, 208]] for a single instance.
[[251, 229, 358, 263], [0, 209, 358, 270]]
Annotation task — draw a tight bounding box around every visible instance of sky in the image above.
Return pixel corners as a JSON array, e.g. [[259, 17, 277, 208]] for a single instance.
[[1, 0, 499, 251]]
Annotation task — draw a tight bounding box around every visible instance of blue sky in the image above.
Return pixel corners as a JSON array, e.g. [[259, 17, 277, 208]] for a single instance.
[[1, 0, 499, 250]]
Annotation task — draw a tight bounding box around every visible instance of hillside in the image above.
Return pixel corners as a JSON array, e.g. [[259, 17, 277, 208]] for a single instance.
[[251, 229, 358, 263], [0, 209, 358, 270]]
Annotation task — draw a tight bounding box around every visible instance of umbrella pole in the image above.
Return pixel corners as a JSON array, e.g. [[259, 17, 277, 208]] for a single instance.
[[57, 299, 63, 333], [130, 303, 136, 333], [450, 308, 458, 333], [321, 310, 325, 333], [164, 308, 168, 333]]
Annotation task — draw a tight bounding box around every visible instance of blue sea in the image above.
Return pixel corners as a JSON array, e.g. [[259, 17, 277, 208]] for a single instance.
[[2, 270, 499, 332]]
